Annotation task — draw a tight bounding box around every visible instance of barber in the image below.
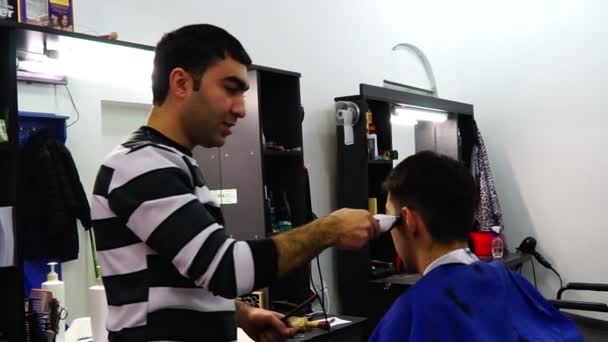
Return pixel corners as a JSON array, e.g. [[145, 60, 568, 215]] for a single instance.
[[91, 24, 379, 342]]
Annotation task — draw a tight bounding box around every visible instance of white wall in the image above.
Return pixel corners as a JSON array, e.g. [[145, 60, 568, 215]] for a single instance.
[[22, 0, 608, 317]]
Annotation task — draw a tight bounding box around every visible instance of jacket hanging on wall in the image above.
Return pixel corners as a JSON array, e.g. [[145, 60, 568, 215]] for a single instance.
[[17, 129, 91, 262], [460, 119, 503, 231]]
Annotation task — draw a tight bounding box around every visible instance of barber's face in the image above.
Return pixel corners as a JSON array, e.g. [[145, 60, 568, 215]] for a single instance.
[[386, 193, 417, 273], [181, 57, 249, 148]]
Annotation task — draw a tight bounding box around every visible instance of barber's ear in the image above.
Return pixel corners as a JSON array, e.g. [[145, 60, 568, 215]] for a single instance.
[[169, 67, 192, 100]]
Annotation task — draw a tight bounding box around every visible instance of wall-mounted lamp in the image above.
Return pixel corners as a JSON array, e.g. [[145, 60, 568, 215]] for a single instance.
[[391, 104, 448, 126]]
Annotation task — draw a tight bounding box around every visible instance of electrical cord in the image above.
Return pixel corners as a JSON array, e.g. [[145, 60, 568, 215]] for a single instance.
[[309, 261, 321, 303], [309, 256, 329, 330], [64, 85, 80, 127], [316, 256, 325, 310], [550, 267, 564, 289]]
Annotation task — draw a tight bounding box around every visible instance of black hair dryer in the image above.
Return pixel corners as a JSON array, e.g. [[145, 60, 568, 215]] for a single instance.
[[517, 237, 553, 269]]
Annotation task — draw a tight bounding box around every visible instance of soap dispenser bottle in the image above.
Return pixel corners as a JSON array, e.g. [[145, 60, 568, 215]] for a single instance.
[[42, 262, 65, 342]]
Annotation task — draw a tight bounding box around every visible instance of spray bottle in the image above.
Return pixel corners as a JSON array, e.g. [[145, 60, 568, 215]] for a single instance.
[[490, 226, 504, 259]]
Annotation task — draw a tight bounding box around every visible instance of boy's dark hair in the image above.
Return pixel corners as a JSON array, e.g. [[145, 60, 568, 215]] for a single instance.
[[384, 151, 478, 243], [152, 24, 252, 105]]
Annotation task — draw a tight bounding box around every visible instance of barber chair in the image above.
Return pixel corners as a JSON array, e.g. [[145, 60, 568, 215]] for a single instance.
[[549, 283, 608, 341]]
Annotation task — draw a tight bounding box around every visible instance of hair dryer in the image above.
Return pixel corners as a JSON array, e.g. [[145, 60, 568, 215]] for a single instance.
[[517, 237, 553, 269], [517, 236, 563, 288]]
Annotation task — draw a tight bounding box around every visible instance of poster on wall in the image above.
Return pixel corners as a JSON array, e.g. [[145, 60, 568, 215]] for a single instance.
[[18, 0, 74, 31], [0, 0, 17, 21]]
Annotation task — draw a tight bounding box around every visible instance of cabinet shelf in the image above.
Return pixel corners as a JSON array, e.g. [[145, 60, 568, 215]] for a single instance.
[[263, 149, 303, 158]]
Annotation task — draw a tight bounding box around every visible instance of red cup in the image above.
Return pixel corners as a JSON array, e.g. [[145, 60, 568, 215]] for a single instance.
[[470, 231, 493, 257]]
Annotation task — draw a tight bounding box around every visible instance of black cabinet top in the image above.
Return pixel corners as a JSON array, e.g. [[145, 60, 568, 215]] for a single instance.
[[249, 64, 301, 77], [335, 83, 474, 116]]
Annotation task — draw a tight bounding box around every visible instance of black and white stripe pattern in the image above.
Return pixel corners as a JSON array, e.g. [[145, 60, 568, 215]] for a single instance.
[[91, 127, 278, 341]]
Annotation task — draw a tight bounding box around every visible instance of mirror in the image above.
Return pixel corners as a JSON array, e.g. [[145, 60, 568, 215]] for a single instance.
[[391, 122, 416, 165]]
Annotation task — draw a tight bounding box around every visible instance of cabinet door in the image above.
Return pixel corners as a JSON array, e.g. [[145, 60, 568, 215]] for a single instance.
[[192, 147, 221, 191], [218, 70, 265, 240]]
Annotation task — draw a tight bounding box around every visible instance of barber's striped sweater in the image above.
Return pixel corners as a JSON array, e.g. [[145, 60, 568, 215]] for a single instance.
[[91, 126, 277, 341]]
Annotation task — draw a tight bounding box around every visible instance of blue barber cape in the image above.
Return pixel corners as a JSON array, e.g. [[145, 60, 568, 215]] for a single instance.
[[370, 261, 582, 342]]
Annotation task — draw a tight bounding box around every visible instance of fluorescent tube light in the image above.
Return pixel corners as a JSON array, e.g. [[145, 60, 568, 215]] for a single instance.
[[393, 105, 448, 124]]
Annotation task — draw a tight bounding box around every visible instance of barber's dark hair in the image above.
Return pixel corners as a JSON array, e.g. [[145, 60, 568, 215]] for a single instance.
[[384, 151, 478, 243], [152, 24, 252, 105]]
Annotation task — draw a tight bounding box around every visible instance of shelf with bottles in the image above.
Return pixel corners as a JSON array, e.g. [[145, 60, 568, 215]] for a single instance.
[[261, 131, 303, 159], [262, 147, 303, 158], [262, 142, 306, 235], [262, 160, 308, 237], [365, 100, 398, 165], [263, 187, 295, 235]]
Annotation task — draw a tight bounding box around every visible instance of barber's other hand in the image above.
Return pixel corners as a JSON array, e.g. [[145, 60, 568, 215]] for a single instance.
[[237, 303, 298, 342], [325, 209, 379, 250]]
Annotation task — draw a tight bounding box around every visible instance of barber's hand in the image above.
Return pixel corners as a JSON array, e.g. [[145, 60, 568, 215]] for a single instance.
[[325, 209, 379, 250], [237, 303, 298, 342]]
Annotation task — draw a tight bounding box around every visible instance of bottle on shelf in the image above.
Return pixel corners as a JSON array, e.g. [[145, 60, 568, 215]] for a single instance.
[[366, 110, 376, 135], [277, 192, 293, 232], [366, 110, 379, 160], [264, 187, 279, 233]]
